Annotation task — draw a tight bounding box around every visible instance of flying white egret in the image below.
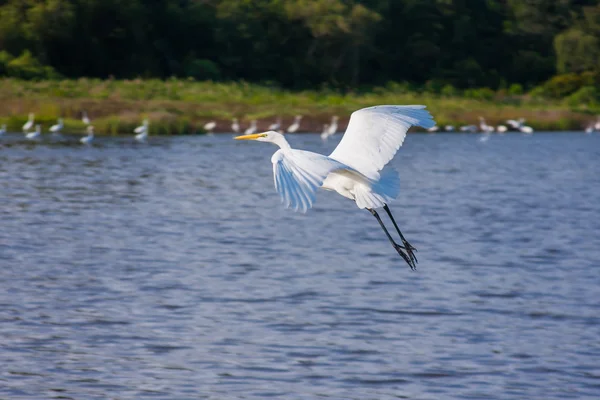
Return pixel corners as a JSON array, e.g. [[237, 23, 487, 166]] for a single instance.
[[287, 115, 303, 133], [234, 105, 435, 270], [244, 120, 257, 135], [134, 119, 149, 141], [81, 125, 94, 144], [50, 118, 64, 135], [268, 118, 281, 131], [23, 113, 35, 133], [0, 124, 6, 135], [82, 111, 91, 125], [26, 124, 42, 140], [232, 118, 240, 133], [204, 121, 217, 133]]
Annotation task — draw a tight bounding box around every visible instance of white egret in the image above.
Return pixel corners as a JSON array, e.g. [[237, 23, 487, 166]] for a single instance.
[[320, 124, 330, 140], [268, 118, 281, 131], [0, 124, 6, 135], [444, 125, 455, 132], [26, 124, 42, 140], [50, 118, 64, 135], [496, 125, 507, 133], [327, 116, 339, 136], [286, 115, 303, 133], [478, 117, 494, 133], [506, 119, 521, 130], [520, 125, 534, 134], [232, 118, 240, 133], [23, 113, 35, 133], [204, 121, 217, 133], [81, 125, 94, 144], [244, 120, 257, 135], [82, 111, 91, 125], [235, 105, 435, 270], [134, 119, 149, 141], [427, 125, 439, 133], [594, 117, 600, 131]]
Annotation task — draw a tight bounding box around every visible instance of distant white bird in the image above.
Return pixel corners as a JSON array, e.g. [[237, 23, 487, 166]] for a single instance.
[[244, 120, 257, 135], [268, 118, 281, 131], [286, 115, 303, 133], [0, 124, 6, 136], [496, 125, 507, 133], [327, 116, 339, 136], [444, 125, 455, 132], [585, 124, 594, 134], [204, 121, 217, 133], [50, 118, 64, 135], [26, 124, 41, 140], [320, 124, 330, 140], [231, 118, 240, 133], [427, 125, 439, 133], [506, 119, 521, 130], [82, 111, 91, 125], [234, 105, 436, 270], [478, 117, 494, 133], [520, 125, 534, 134], [23, 113, 35, 133], [81, 125, 94, 144], [460, 125, 478, 133], [595, 117, 600, 131], [134, 119, 149, 141]]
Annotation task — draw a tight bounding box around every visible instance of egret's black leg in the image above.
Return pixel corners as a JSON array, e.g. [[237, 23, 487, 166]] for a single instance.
[[383, 204, 418, 265], [368, 208, 416, 270]]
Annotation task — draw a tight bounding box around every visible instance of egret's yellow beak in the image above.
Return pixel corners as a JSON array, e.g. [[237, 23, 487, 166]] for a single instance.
[[234, 133, 266, 140]]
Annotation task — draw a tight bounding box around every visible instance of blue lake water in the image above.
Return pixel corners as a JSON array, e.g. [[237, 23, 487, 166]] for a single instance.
[[1, 132, 599, 399]]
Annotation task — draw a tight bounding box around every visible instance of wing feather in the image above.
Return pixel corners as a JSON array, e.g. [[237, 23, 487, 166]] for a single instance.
[[329, 105, 435, 180], [272, 149, 346, 213]]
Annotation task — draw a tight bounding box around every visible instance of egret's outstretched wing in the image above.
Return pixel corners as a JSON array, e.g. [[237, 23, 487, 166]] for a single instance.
[[329, 105, 435, 180], [272, 150, 345, 213]]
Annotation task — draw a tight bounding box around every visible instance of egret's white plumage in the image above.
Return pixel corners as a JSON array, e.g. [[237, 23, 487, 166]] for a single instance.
[[286, 115, 302, 133], [496, 125, 507, 133], [244, 120, 257, 135], [427, 125, 439, 133], [50, 118, 64, 134], [0, 124, 6, 135], [82, 111, 91, 125], [320, 124, 330, 139], [23, 113, 35, 133], [135, 119, 149, 141], [231, 118, 240, 133], [235, 105, 433, 269], [81, 125, 94, 144], [26, 124, 42, 140], [326, 116, 338, 136], [478, 117, 494, 133]]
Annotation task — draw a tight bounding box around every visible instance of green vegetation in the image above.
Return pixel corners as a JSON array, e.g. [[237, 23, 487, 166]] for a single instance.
[[0, 78, 596, 134], [1, 1, 600, 133]]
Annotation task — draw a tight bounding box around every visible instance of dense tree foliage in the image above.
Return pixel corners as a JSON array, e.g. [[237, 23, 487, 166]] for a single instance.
[[1, 0, 600, 89]]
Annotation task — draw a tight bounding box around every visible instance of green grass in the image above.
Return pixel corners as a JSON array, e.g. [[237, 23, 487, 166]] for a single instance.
[[0, 78, 595, 135]]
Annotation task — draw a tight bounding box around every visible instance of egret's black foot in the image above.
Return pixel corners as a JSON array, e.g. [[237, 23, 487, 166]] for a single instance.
[[402, 239, 418, 266], [393, 243, 416, 271]]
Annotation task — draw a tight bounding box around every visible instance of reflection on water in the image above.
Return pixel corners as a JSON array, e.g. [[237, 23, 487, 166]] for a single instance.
[[1, 133, 599, 399]]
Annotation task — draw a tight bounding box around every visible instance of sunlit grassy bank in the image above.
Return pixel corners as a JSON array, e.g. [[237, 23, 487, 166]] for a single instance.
[[0, 78, 595, 135]]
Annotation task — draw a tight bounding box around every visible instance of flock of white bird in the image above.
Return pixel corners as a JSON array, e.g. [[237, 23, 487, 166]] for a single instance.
[[2, 112, 150, 144], [426, 117, 535, 135]]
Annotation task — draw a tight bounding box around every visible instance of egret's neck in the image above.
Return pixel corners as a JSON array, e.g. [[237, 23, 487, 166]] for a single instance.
[[272, 133, 291, 150]]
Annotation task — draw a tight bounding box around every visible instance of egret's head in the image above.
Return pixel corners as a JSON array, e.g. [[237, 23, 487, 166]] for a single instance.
[[234, 130, 282, 143]]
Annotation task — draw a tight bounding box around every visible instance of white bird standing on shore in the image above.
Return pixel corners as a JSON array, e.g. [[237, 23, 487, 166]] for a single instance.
[[82, 111, 91, 125], [286, 115, 302, 133], [26, 124, 42, 140], [268, 118, 281, 131], [0, 124, 6, 136], [50, 118, 64, 135], [23, 113, 35, 133], [235, 105, 435, 270], [135, 119, 149, 141], [320, 124, 330, 139], [244, 120, 257, 135], [81, 125, 94, 144], [231, 119, 240, 133], [327, 116, 339, 136], [204, 121, 217, 133]]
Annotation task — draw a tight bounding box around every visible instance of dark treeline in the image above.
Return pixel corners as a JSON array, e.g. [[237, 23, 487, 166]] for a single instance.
[[1, 0, 600, 90]]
